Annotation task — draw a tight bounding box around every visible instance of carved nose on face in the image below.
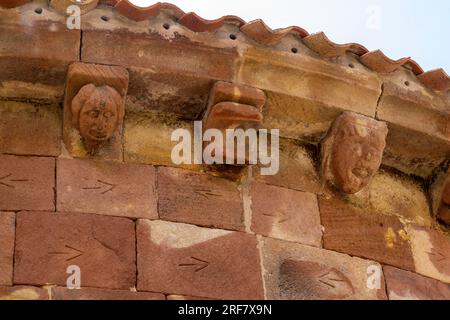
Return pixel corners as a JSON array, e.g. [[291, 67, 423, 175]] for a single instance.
[[95, 118, 107, 130]]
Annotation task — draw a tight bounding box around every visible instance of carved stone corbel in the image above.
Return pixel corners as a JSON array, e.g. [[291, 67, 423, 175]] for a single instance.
[[202, 81, 266, 164], [321, 111, 388, 194], [431, 169, 450, 225], [63, 62, 129, 159]]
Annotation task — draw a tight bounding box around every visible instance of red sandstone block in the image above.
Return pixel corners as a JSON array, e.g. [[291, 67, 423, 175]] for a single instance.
[[407, 225, 450, 284], [319, 196, 415, 271], [57, 159, 157, 219], [0, 155, 55, 211], [261, 237, 387, 300], [0, 286, 49, 300], [383, 266, 450, 300], [250, 182, 322, 247], [137, 220, 264, 300], [167, 295, 214, 300], [158, 167, 244, 231], [14, 211, 136, 290], [0, 102, 61, 156], [0, 212, 15, 285], [0, 8, 80, 98], [51, 287, 165, 300]]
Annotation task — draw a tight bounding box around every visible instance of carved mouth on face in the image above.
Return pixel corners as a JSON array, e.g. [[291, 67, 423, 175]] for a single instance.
[[88, 130, 108, 140], [352, 167, 371, 179]]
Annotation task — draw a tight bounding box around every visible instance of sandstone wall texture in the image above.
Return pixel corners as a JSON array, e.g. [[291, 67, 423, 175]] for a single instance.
[[0, 0, 449, 300]]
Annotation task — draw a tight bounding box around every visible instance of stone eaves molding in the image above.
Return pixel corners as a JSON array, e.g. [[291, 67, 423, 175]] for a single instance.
[[0, 0, 449, 180], [2, 0, 450, 93]]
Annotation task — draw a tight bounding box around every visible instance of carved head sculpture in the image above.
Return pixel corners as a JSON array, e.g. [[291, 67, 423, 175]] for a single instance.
[[71, 84, 124, 154], [322, 112, 388, 194], [431, 170, 450, 225]]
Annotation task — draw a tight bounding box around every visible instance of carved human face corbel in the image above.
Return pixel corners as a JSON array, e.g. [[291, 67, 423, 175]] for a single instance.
[[431, 169, 450, 225], [63, 62, 129, 159], [71, 84, 124, 155], [321, 112, 388, 194]]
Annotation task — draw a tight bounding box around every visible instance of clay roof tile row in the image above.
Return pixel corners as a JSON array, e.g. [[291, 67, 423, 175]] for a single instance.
[[3, 0, 450, 92]]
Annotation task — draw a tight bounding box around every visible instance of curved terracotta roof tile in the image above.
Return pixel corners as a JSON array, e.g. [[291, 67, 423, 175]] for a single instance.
[[156, 2, 185, 18], [178, 12, 245, 32], [241, 19, 309, 46], [360, 50, 423, 75], [0, 0, 29, 8], [404, 58, 424, 75], [303, 32, 368, 58], [114, 0, 161, 21], [114, 0, 184, 22], [418, 69, 450, 92]]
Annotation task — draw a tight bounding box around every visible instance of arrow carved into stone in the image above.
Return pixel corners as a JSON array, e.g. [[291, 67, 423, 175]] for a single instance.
[[179, 256, 210, 272], [317, 270, 349, 289], [0, 173, 28, 189], [427, 251, 448, 262], [49, 245, 84, 262], [82, 180, 116, 194], [194, 189, 223, 199], [263, 212, 291, 224]]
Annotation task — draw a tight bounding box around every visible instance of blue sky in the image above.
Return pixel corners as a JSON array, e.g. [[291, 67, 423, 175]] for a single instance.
[[130, 0, 450, 73]]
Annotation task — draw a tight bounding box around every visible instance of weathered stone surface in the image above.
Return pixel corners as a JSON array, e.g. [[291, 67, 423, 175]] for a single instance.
[[0, 2, 80, 101], [378, 70, 450, 143], [50, 0, 98, 16], [254, 138, 322, 194], [0, 286, 49, 300], [384, 266, 450, 300], [346, 169, 432, 226], [250, 182, 322, 247], [14, 211, 136, 289], [137, 220, 264, 300], [378, 69, 450, 178], [0, 101, 61, 156], [0, 155, 55, 211], [209, 81, 266, 110], [81, 8, 238, 119], [261, 237, 386, 300], [0, 0, 30, 8], [0, 212, 15, 286], [51, 287, 165, 300], [63, 62, 129, 159], [407, 225, 450, 284], [319, 196, 415, 271], [383, 124, 450, 179], [158, 167, 244, 231], [167, 295, 213, 300], [321, 112, 388, 194], [57, 158, 157, 219], [124, 111, 196, 168], [238, 47, 382, 143], [438, 206, 450, 225], [430, 168, 450, 225]]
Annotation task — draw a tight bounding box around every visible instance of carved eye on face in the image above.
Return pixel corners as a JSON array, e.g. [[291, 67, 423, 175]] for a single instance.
[[103, 111, 114, 118], [88, 110, 100, 118], [353, 145, 363, 157]]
